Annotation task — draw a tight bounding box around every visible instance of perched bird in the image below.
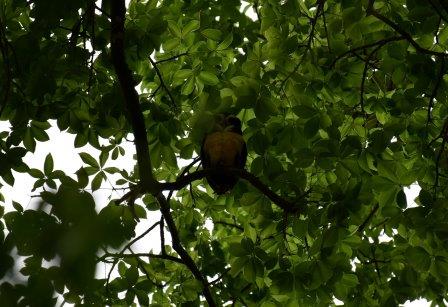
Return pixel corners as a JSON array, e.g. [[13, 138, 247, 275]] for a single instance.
[[200, 114, 247, 194]]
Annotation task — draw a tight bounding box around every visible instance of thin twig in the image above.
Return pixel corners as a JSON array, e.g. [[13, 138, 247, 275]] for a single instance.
[[214, 220, 244, 231], [330, 36, 404, 68], [95, 4, 111, 19], [427, 0, 448, 25], [101, 251, 183, 264], [104, 221, 160, 294], [426, 57, 446, 127], [208, 268, 231, 286], [367, 5, 448, 57], [280, 0, 325, 88], [434, 138, 447, 196], [154, 52, 188, 64], [358, 203, 380, 233], [321, 6, 331, 53], [359, 40, 392, 115], [148, 56, 177, 109]]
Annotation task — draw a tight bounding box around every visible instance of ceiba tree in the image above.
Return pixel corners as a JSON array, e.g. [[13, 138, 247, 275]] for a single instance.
[[0, 0, 448, 306]]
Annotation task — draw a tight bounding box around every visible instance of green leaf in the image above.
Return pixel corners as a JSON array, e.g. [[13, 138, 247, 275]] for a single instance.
[[91, 172, 104, 191], [173, 69, 193, 81], [198, 71, 219, 85], [182, 20, 200, 36], [217, 34, 233, 50], [304, 116, 320, 138], [28, 168, 44, 178], [125, 265, 139, 285], [44, 153, 53, 175], [201, 28, 222, 41], [407, 246, 431, 271], [79, 152, 99, 169], [167, 20, 182, 37], [76, 167, 89, 189], [340, 273, 359, 287], [12, 201, 23, 212], [181, 75, 195, 95]]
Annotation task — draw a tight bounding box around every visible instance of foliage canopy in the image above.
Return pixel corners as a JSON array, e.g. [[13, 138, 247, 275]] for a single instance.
[[1, 0, 448, 305]]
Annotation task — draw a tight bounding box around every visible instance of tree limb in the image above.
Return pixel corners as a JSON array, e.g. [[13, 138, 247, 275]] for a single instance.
[[426, 57, 446, 127], [280, 0, 325, 88], [367, 4, 448, 57], [154, 52, 188, 64], [104, 220, 160, 295], [148, 56, 177, 109], [159, 168, 304, 213], [110, 1, 159, 192], [0, 17, 12, 117], [358, 203, 379, 233], [359, 39, 394, 115], [330, 36, 404, 68], [100, 252, 183, 264], [156, 193, 217, 306]]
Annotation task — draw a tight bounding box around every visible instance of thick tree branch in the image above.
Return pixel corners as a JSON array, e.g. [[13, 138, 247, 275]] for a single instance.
[[160, 168, 303, 213], [0, 18, 12, 116], [119, 164, 302, 213], [156, 193, 216, 306], [110, 1, 158, 192]]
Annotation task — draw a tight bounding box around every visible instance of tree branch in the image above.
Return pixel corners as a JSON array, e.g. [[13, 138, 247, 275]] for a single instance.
[[214, 220, 244, 231], [434, 137, 447, 196], [330, 36, 404, 68], [154, 52, 188, 64], [0, 17, 12, 117], [156, 193, 216, 306], [104, 220, 160, 294], [148, 56, 177, 109], [358, 203, 380, 233], [160, 168, 303, 213], [100, 252, 183, 264], [428, 0, 448, 24], [280, 0, 325, 88], [110, 1, 159, 192], [367, 5, 448, 57], [426, 57, 446, 127], [358, 39, 393, 115]]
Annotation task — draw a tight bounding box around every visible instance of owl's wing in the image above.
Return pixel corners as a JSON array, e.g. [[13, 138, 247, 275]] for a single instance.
[[236, 141, 247, 169]]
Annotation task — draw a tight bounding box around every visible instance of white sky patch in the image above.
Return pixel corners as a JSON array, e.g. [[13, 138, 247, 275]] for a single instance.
[[334, 297, 344, 306], [239, 1, 258, 21], [404, 183, 420, 208], [403, 299, 430, 307], [378, 231, 393, 243]]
